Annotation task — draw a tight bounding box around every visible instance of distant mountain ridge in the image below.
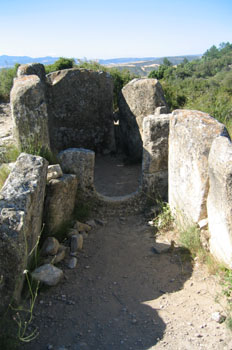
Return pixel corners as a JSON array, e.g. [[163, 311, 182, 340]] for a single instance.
[[0, 55, 60, 68], [0, 54, 202, 68]]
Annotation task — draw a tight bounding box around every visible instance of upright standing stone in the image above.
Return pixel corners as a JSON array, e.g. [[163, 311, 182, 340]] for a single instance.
[[142, 114, 170, 200], [44, 174, 78, 234], [46, 68, 115, 153], [169, 109, 229, 224], [11, 75, 50, 152], [207, 136, 232, 267], [0, 153, 48, 311], [118, 78, 169, 161]]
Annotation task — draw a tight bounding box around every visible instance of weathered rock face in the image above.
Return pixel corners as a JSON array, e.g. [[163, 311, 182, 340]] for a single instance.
[[207, 136, 232, 267], [142, 114, 170, 200], [11, 75, 50, 151], [46, 68, 115, 153], [44, 174, 78, 234], [0, 153, 48, 311], [17, 63, 46, 83], [118, 78, 169, 161], [58, 148, 95, 191], [169, 109, 229, 224]]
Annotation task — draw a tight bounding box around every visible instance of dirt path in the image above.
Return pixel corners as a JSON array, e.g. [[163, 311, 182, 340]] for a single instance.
[[94, 154, 141, 197], [0, 103, 231, 349], [22, 214, 231, 350]]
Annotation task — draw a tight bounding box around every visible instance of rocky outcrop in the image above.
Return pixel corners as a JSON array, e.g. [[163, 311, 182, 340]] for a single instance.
[[207, 136, 232, 267], [142, 114, 170, 200], [58, 148, 95, 191], [0, 153, 48, 311], [118, 78, 169, 161], [46, 68, 115, 153], [44, 174, 78, 234], [11, 75, 50, 151], [169, 109, 229, 224]]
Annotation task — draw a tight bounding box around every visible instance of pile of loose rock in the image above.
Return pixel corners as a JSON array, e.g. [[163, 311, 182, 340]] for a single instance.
[[31, 219, 94, 287]]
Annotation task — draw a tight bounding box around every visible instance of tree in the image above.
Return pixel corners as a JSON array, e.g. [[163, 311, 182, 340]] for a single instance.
[[163, 57, 172, 66]]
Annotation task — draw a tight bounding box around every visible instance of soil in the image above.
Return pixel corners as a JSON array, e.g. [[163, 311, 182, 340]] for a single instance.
[[0, 103, 231, 349], [94, 154, 142, 196], [21, 215, 231, 350]]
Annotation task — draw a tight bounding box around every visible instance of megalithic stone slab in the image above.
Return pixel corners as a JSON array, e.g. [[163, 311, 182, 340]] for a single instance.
[[11, 74, 50, 152], [207, 136, 232, 267], [169, 109, 229, 224], [0, 153, 48, 312]]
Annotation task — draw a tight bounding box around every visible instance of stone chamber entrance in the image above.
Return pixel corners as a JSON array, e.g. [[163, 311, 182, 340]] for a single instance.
[[94, 154, 142, 197]]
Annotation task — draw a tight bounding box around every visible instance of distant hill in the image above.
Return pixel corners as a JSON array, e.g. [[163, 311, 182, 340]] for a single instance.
[[0, 54, 201, 71], [99, 55, 202, 76], [99, 55, 201, 66], [0, 55, 59, 68]]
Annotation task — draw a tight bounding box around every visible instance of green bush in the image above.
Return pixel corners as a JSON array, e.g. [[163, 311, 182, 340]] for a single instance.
[[0, 64, 19, 102], [148, 42, 232, 136], [45, 57, 75, 73]]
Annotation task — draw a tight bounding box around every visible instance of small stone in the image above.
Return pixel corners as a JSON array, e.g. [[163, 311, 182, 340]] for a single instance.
[[74, 220, 91, 232], [211, 312, 226, 323], [31, 264, 63, 286], [80, 231, 88, 239], [131, 319, 137, 324], [70, 234, 83, 252], [52, 244, 66, 264], [67, 257, 78, 269], [95, 218, 106, 226], [41, 237, 60, 256], [47, 164, 63, 181], [47, 345, 53, 350], [67, 228, 79, 238], [86, 219, 96, 228]]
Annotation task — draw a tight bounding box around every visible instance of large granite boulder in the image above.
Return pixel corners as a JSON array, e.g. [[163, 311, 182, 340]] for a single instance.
[[11, 75, 50, 151], [118, 78, 169, 161], [46, 68, 115, 153], [207, 136, 232, 267], [0, 153, 48, 311], [169, 110, 229, 224], [44, 174, 78, 234], [142, 114, 170, 200]]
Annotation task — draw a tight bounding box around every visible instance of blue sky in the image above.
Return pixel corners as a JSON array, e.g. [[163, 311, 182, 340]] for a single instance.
[[0, 0, 232, 59]]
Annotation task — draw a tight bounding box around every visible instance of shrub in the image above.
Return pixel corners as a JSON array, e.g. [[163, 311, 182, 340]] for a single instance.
[[0, 64, 19, 102], [45, 57, 75, 74]]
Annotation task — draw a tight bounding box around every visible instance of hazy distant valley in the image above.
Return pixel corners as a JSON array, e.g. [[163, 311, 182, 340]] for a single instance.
[[0, 54, 201, 75]]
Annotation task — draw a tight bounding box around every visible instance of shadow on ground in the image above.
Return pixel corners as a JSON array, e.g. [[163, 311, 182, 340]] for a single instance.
[[22, 215, 193, 350]]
